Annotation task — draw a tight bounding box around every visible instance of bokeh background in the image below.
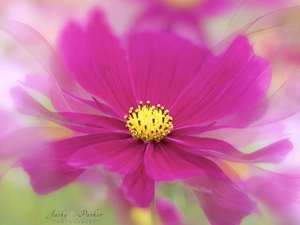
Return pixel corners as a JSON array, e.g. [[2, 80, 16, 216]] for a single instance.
[[1, 0, 300, 224]]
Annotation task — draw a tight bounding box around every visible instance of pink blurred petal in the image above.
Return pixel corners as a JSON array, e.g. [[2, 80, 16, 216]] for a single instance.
[[171, 123, 215, 136], [0, 115, 71, 180], [156, 198, 187, 225], [68, 138, 145, 174], [188, 176, 257, 225], [58, 9, 136, 116], [216, 66, 300, 128], [0, 109, 18, 137], [20, 74, 98, 114], [0, 127, 67, 158], [62, 90, 121, 118], [246, 168, 300, 221], [253, 67, 300, 126], [22, 132, 121, 194], [169, 136, 293, 163], [10, 86, 127, 134], [121, 164, 155, 207], [23, 149, 85, 195], [199, 123, 287, 149], [74, 167, 105, 185], [107, 178, 133, 225], [0, 19, 85, 96], [19, 74, 50, 97]]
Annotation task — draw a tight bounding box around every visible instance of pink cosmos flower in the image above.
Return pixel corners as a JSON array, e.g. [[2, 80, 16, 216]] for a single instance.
[[3, 7, 300, 225]]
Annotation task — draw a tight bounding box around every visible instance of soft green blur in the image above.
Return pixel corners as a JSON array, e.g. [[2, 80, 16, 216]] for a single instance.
[[0, 168, 278, 225], [0, 169, 117, 225]]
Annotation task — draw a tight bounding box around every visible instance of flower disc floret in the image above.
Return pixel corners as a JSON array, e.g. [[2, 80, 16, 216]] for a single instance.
[[125, 101, 173, 142]]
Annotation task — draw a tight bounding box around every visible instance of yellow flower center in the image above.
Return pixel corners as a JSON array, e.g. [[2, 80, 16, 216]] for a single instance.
[[161, 0, 205, 9], [125, 101, 173, 142]]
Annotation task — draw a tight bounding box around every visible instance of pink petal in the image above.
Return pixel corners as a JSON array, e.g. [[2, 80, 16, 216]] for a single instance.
[[59, 112, 126, 131], [58, 9, 136, 116], [121, 164, 155, 207], [0, 126, 46, 180], [169, 136, 293, 163], [252, 67, 300, 126], [21, 73, 119, 117], [144, 141, 228, 181], [62, 90, 121, 118], [197, 123, 287, 149], [107, 180, 133, 225], [22, 132, 122, 194], [20, 74, 93, 114], [74, 167, 105, 185], [10, 86, 126, 134], [171, 36, 271, 127], [156, 198, 187, 225], [216, 67, 300, 128], [10, 86, 53, 120], [0, 127, 66, 158], [68, 138, 145, 174], [0, 19, 87, 98], [20, 73, 129, 119], [171, 123, 215, 136], [19, 74, 50, 97], [127, 31, 210, 109], [188, 176, 257, 225], [0, 109, 18, 137], [246, 168, 300, 221], [23, 148, 85, 195]]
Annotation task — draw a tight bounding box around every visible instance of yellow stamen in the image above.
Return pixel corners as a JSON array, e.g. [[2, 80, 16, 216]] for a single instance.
[[125, 101, 173, 142]]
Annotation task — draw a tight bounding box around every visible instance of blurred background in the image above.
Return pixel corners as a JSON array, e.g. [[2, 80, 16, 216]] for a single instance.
[[1, 0, 300, 224]]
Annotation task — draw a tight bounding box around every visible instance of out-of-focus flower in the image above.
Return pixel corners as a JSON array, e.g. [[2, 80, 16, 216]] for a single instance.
[[2, 6, 300, 225], [133, 0, 234, 26], [129, 0, 234, 44], [256, 11, 300, 68], [136, 0, 234, 17], [129, 0, 293, 44]]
